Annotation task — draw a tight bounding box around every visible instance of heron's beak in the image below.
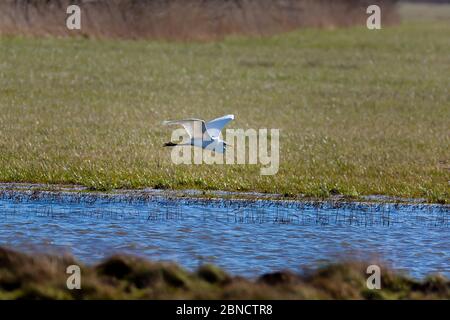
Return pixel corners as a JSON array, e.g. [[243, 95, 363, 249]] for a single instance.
[[163, 142, 177, 147]]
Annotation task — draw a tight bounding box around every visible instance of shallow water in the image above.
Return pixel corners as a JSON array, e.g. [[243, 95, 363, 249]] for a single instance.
[[0, 192, 448, 278]]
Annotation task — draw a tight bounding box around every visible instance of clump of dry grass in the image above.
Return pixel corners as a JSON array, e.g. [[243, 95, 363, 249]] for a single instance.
[[0, 247, 448, 299], [0, 0, 399, 40]]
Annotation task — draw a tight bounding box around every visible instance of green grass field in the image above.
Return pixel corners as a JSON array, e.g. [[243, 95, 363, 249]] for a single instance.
[[0, 15, 449, 202]]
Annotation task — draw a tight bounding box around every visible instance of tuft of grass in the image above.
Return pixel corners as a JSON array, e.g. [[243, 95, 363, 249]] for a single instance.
[[0, 18, 449, 203], [0, 247, 448, 300]]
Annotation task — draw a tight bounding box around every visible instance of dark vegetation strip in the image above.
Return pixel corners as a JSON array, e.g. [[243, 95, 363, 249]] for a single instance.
[[0, 0, 399, 40]]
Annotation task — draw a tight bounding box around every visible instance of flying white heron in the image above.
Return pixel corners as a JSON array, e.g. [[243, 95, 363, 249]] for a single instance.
[[163, 114, 234, 153]]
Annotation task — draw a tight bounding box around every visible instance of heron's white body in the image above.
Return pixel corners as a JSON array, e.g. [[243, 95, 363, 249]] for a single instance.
[[163, 114, 234, 153]]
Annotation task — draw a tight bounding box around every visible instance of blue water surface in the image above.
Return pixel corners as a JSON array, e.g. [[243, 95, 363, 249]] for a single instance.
[[0, 192, 448, 278]]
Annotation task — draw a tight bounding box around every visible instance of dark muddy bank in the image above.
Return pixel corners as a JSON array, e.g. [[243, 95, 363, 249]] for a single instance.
[[0, 0, 399, 40], [0, 182, 444, 204]]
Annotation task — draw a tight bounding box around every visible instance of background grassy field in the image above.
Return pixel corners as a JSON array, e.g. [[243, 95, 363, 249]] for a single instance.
[[0, 5, 449, 202]]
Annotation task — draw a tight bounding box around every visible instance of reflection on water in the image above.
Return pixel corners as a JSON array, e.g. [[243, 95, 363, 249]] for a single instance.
[[0, 191, 449, 278]]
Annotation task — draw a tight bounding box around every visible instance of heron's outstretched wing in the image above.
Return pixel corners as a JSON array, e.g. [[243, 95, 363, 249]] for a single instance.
[[163, 119, 209, 140], [206, 114, 235, 139]]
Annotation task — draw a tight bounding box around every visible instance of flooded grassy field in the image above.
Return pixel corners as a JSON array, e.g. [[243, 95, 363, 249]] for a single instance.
[[0, 2, 448, 301], [1, 189, 448, 279]]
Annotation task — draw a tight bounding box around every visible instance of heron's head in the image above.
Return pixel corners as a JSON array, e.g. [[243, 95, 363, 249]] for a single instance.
[[223, 141, 231, 151]]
